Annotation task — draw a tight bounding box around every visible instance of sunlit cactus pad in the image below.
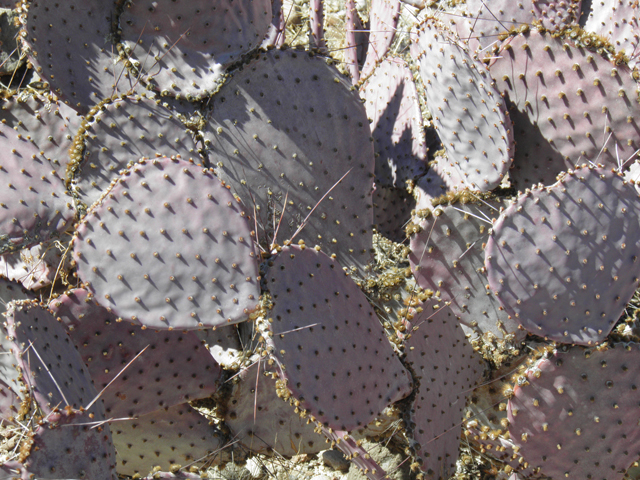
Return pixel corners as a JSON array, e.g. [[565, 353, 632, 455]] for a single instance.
[[25, 0, 132, 114], [0, 116, 75, 254], [413, 18, 514, 191], [0, 94, 81, 175], [73, 157, 260, 330], [263, 245, 412, 432], [491, 29, 640, 188], [486, 166, 640, 345], [360, 0, 400, 77], [119, 0, 272, 100], [50, 288, 223, 418], [69, 94, 202, 209], [583, 0, 639, 68], [206, 48, 375, 275], [508, 343, 640, 479], [450, 0, 581, 53]]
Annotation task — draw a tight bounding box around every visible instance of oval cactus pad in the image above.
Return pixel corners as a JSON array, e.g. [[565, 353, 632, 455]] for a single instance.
[[73, 157, 260, 330], [508, 344, 640, 479], [5, 301, 103, 416], [409, 194, 524, 341], [26, 0, 131, 114], [112, 403, 226, 476], [224, 357, 322, 456], [404, 305, 485, 479], [71, 94, 201, 209], [50, 288, 223, 418], [491, 29, 640, 188], [361, 57, 428, 188], [207, 48, 375, 275], [0, 125, 75, 254], [120, 0, 272, 100], [412, 19, 514, 191], [486, 166, 640, 345], [263, 246, 412, 431]]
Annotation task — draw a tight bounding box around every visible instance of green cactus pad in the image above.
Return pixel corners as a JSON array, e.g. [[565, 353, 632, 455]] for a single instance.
[[207, 48, 375, 275], [73, 157, 260, 330], [486, 165, 640, 345]]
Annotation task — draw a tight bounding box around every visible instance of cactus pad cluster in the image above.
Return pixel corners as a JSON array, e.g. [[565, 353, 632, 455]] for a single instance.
[[0, 0, 640, 479]]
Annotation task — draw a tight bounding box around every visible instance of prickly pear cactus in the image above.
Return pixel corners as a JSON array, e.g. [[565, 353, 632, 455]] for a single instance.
[[72, 157, 260, 329], [119, 0, 273, 100], [4, 0, 640, 478], [205, 48, 375, 275], [409, 191, 525, 342], [261, 245, 412, 432], [508, 343, 640, 479], [412, 18, 514, 191], [490, 29, 640, 188], [49, 288, 223, 418], [485, 165, 640, 345]]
